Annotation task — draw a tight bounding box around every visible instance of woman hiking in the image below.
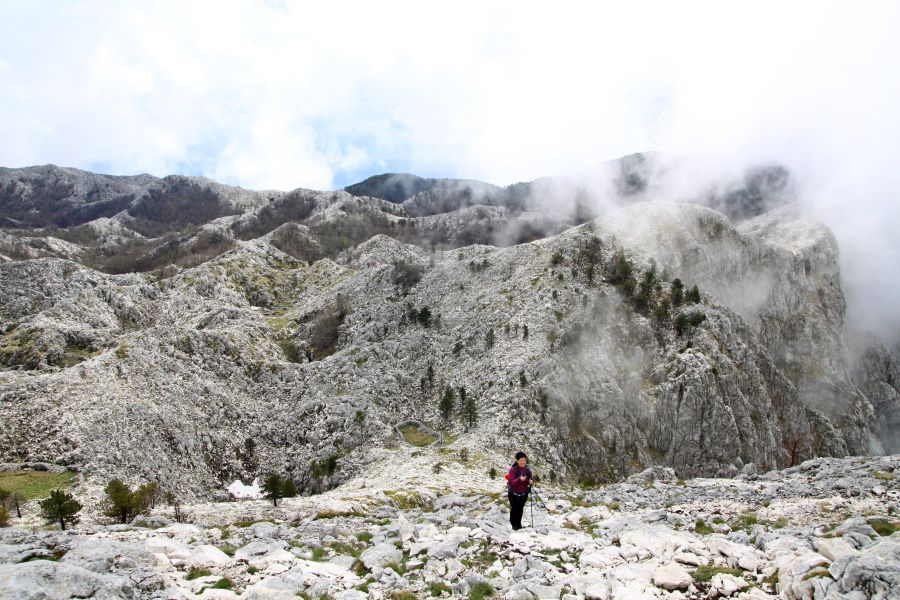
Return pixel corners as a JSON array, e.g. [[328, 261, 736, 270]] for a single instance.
[[506, 451, 533, 530]]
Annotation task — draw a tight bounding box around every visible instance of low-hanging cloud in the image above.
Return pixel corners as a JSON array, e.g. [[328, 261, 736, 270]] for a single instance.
[[1, 1, 898, 339]]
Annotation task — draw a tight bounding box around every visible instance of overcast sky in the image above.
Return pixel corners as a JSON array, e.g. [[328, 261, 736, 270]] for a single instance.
[[1, 1, 898, 337]]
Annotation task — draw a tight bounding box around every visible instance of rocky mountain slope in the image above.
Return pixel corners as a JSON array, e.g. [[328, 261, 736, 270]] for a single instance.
[[0, 161, 897, 503], [0, 452, 897, 599]]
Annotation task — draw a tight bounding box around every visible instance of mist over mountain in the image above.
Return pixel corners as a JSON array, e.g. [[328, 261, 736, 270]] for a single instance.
[[0, 155, 897, 503]]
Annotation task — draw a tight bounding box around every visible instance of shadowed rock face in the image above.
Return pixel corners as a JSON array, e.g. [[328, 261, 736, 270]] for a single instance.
[[0, 165, 896, 499]]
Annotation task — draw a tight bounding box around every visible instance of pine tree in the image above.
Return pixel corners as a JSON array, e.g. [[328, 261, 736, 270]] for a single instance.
[[440, 386, 455, 421], [39, 490, 82, 531], [103, 479, 145, 524], [654, 297, 671, 323], [674, 313, 689, 336], [463, 394, 478, 430], [688, 285, 701, 303], [281, 478, 298, 498], [164, 491, 185, 523], [671, 278, 684, 306], [262, 474, 283, 507], [136, 482, 161, 510]]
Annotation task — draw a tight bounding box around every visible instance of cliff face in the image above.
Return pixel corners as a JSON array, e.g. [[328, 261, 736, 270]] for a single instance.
[[0, 166, 896, 498]]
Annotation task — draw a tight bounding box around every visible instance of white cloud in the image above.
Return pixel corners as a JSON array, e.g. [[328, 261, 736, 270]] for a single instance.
[[0, 0, 898, 337]]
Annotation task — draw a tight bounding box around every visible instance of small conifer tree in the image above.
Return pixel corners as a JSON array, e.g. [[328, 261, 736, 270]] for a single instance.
[[165, 491, 185, 523], [262, 474, 283, 507], [463, 395, 478, 430], [440, 386, 455, 421], [671, 278, 684, 306], [103, 479, 146, 524], [688, 285, 701, 303], [281, 478, 298, 498], [39, 489, 82, 531]]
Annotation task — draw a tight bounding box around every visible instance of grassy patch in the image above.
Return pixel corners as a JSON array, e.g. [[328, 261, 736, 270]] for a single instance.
[[314, 509, 362, 520], [873, 471, 895, 481], [247, 566, 258, 575], [769, 516, 789, 529], [330, 541, 363, 558], [233, 519, 272, 528], [353, 559, 370, 576], [469, 582, 495, 600], [211, 578, 233, 589], [692, 565, 743, 583], [390, 592, 416, 600], [385, 561, 406, 575], [311, 547, 328, 561], [430, 582, 451, 596], [694, 520, 714, 535], [399, 424, 437, 447], [218, 544, 236, 557], [764, 570, 780, 591], [386, 490, 431, 510], [732, 512, 758, 532], [869, 520, 900, 537], [0, 470, 77, 501], [355, 532, 373, 543], [186, 568, 212, 580]]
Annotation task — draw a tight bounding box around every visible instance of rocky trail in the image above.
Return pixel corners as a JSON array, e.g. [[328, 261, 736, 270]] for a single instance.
[[1, 452, 898, 600]]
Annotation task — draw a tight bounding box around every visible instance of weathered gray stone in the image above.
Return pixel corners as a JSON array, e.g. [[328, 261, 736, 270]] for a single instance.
[[652, 562, 692, 590], [359, 542, 402, 569], [0, 560, 135, 599]]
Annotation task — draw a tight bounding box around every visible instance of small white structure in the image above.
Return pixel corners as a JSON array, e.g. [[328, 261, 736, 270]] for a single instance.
[[227, 478, 262, 500]]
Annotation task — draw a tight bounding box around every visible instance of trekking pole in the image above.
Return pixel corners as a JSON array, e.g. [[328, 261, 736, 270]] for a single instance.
[[529, 484, 549, 511], [530, 487, 534, 528]]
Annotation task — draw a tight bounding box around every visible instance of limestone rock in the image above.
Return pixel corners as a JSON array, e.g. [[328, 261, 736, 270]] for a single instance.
[[652, 562, 692, 590]]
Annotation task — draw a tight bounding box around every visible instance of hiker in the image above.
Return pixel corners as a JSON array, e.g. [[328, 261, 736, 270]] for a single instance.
[[506, 451, 533, 530]]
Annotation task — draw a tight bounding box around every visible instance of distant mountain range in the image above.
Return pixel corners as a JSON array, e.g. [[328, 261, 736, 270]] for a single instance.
[[1, 155, 894, 501]]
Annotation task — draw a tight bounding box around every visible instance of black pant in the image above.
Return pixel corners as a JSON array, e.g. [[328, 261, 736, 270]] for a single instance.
[[508, 491, 529, 530]]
